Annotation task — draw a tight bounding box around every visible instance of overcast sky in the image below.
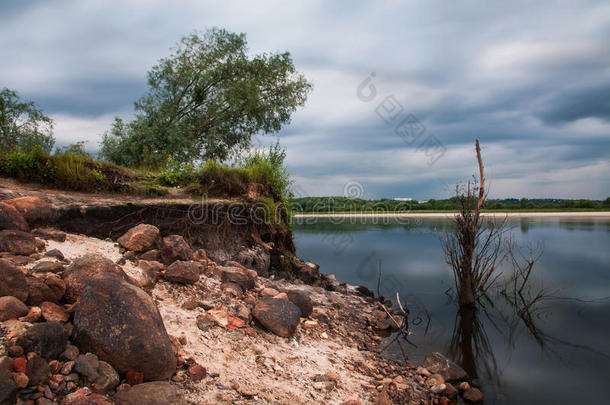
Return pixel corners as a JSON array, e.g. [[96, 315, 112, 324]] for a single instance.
[[2, 0, 609, 199]]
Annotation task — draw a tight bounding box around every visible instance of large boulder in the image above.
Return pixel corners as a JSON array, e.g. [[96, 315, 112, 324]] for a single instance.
[[117, 224, 160, 252], [0, 230, 45, 255], [62, 253, 129, 303], [422, 352, 468, 382], [160, 235, 192, 264], [18, 322, 69, 361], [284, 289, 314, 317], [220, 266, 255, 290], [114, 381, 185, 405], [164, 261, 201, 284], [0, 259, 28, 302], [0, 296, 28, 321], [3, 196, 53, 223], [0, 202, 28, 232], [252, 297, 302, 337], [73, 273, 176, 381]]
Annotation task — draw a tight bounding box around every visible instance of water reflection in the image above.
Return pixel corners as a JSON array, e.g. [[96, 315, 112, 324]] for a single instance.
[[293, 217, 610, 405]]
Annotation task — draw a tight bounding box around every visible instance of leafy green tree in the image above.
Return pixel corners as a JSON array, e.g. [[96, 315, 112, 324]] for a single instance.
[[0, 88, 55, 153], [100, 28, 312, 169]]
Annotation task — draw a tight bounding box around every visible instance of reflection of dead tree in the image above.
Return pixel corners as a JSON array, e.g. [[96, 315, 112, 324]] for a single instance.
[[441, 140, 507, 306], [448, 306, 502, 387]]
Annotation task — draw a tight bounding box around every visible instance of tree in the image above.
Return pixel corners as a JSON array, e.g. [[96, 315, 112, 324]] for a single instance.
[[100, 28, 312, 168], [0, 88, 55, 153], [441, 140, 506, 306]]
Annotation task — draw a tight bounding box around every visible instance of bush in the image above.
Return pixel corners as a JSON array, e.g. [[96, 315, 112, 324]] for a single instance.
[[157, 158, 196, 186], [243, 140, 292, 201]]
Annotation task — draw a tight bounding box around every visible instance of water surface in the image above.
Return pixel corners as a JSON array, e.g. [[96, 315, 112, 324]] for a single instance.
[[292, 217, 610, 405]]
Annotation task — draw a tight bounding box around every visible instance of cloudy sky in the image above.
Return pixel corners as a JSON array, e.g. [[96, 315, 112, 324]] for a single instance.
[[2, 0, 609, 199]]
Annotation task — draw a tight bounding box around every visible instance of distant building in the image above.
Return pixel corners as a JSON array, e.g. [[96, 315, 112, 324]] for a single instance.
[[394, 198, 413, 201], [417, 200, 428, 204]]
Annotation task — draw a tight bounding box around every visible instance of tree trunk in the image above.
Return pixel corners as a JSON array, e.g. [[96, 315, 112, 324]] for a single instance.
[[459, 271, 476, 306]]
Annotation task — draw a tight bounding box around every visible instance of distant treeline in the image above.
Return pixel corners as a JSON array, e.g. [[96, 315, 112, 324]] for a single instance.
[[290, 196, 610, 213]]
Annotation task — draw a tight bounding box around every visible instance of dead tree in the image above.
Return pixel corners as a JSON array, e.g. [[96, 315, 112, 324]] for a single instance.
[[441, 140, 506, 306]]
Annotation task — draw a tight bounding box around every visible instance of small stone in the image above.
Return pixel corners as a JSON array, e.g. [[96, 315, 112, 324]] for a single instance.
[[117, 224, 160, 252], [164, 260, 201, 284], [32, 228, 66, 242], [205, 308, 229, 328], [181, 299, 199, 310], [25, 353, 49, 386], [417, 366, 431, 377], [61, 345, 79, 361], [44, 249, 65, 261], [428, 373, 445, 386], [41, 301, 69, 323], [431, 383, 446, 394], [187, 364, 206, 381], [252, 297, 301, 337], [12, 372, 29, 388], [13, 357, 27, 373], [463, 387, 484, 403], [7, 345, 24, 357], [74, 353, 99, 380], [113, 381, 184, 405], [21, 306, 41, 323], [220, 282, 243, 296], [139, 249, 160, 261], [261, 287, 279, 297], [61, 361, 74, 375], [32, 261, 64, 274], [18, 322, 68, 361], [92, 361, 119, 394], [0, 296, 29, 321], [458, 381, 471, 391], [442, 382, 458, 398], [125, 369, 143, 386], [61, 387, 114, 405]]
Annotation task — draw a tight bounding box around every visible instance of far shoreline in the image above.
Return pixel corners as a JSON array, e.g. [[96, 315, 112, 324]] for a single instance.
[[293, 211, 610, 218]]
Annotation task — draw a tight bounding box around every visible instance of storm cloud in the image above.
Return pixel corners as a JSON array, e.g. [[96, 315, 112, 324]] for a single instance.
[[1, 0, 608, 198]]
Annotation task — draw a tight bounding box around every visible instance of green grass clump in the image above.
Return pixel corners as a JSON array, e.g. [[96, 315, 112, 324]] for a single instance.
[[0, 148, 134, 192]]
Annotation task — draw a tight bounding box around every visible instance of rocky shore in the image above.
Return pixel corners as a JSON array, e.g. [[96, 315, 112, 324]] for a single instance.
[[0, 191, 482, 404]]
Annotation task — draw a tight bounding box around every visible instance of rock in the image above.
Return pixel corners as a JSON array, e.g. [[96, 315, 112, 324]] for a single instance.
[[0, 202, 29, 232], [42, 275, 66, 303], [12, 371, 28, 388], [32, 228, 67, 242], [235, 304, 251, 321], [139, 249, 160, 261], [0, 296, 28, 321], [25, 275, 60, 306], [19, 322, 68, 361], [220, 282, 243, 297], [160, 235, 192, 264], [3, 319, 30, 345], [73, 272, 176, 381], [61, 345, 79, 362], [374, 390, 392, 405], [61, 387, 115, 405], [260, 287, 279, 297], [41, 302, 69, 323], [3, 197, 52, 223], [45, 249, 65, 261], [458, 381, 471, 391], [91, 361, 119, 394], [0, 230, 44, 255], [117, 224, 160, 252], [431, 383, 446, 394], [422, 352, 468, 382], [164, 261, 200, 284], [235, 245, 270, 276], [463, 387, 484, 403], [442, 382, 458, 398], [26, 353, 50, 386], [187, 364, 206, 381], [0, 259, 29, 302], [74, 353, 99, 380], [12, 357, 26, 373], [0, 356, 18, 405], [252, 297, 301, 337], [220, 266, 255, 291], [7, 345, 23, 357], [114, 381, 185, 405], [32, 261, 65, 273], [204, 308, 229, 328], [62, 253, 129, 303], [136, 260, 163, 288], [284, 289, 313, 317], [192, 249, 208, 263]]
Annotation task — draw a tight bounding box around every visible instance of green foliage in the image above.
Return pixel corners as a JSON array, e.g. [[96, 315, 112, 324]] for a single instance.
[[157, 158, 196, 186], [0, 149, 133, 192], [99, 28, 312, 168], [0, 88, 55, 153], [243, 140, 292, 201]]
